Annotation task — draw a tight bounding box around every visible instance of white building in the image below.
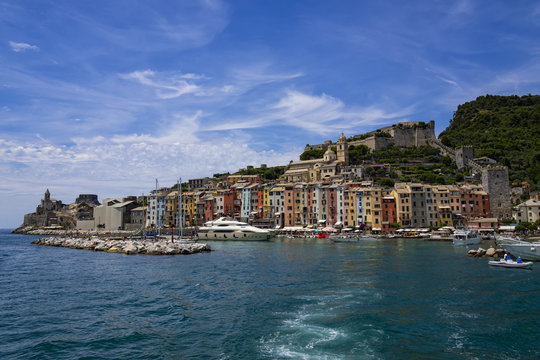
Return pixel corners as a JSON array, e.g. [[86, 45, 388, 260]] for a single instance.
[[146, 188, 169, 228], [513, 199, 540, 223], [93, 198, 137, 230]]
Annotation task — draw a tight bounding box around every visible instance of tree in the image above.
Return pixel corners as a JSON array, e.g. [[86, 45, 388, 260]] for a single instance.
[[365, 167, 375, 177], [377, 177, 395, 188], [300, 149, 325, 160]]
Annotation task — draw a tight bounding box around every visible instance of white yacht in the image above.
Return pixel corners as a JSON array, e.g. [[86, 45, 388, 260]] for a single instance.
[[197, 218, 274, 241], [453, 228, 482, 246], [496, 235, 540, 261]]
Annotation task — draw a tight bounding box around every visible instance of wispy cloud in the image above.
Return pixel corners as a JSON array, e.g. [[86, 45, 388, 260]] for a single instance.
[[231, 64, 303, 84], [122, 70, 202, 99], [9, 41, 39, 52], [207, 90, 414, 134]]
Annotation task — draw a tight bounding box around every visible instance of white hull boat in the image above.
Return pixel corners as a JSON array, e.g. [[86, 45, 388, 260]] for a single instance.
[[197, 217, 274, 241], [488, 259, 533, 269], [496, 236, 540, 261], [453, 228, 482, 246], [330, 235, 359, 242]]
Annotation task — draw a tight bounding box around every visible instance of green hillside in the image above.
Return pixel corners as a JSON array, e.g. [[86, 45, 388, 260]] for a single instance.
[[438, 94, 540, 188]]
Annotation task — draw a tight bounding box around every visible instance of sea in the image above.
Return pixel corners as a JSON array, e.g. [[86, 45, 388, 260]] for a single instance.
[[1, 229, 539, 360]]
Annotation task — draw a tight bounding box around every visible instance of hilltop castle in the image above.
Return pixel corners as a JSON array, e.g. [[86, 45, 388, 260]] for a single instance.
[[305, 121, 436, 152]]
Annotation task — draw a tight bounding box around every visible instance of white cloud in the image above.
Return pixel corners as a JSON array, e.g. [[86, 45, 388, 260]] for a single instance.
[[9, 41, 39, 52], [122, 70, 202, 99], [231, 65, 303, 83], [207, 90, 414, 135], [0, 111, 300, 215]]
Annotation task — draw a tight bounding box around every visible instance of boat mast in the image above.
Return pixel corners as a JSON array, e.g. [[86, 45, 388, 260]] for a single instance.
[[178, 177, 183, 238], [155, 178, 160, 236]]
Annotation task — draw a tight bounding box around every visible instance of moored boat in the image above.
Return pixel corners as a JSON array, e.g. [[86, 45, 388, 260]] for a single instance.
[[453, 228, 482, 246], [428, 229, 453, 241], [197, 218, 274, 241], [496, 236, 540, 261]]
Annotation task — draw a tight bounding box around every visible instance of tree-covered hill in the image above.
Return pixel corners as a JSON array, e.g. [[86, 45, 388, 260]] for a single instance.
[[438, 94, 540, 188]]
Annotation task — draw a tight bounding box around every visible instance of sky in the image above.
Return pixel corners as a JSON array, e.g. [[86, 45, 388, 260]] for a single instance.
[[1, 0, 540, 228]]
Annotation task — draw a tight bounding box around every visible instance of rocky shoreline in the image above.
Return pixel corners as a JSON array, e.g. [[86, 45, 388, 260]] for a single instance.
[[31, 237, 211, 255], [13, 226, 137, 237]]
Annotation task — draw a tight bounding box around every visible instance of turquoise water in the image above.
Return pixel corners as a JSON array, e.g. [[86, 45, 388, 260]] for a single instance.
[[1, 229, 539, 359]]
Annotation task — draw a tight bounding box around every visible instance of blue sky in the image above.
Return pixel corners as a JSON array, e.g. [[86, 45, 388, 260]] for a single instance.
[[1, 0, 540, 227]]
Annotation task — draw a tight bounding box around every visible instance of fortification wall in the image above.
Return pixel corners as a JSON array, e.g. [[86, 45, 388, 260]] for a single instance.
[[23, 213, 49, 227], [352, 136, 393, 151], [389, 121, 436, 147], [305, 140, 332, 151]]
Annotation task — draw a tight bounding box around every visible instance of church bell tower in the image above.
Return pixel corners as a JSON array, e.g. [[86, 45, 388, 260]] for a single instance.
[[337, 132, 349, 166]]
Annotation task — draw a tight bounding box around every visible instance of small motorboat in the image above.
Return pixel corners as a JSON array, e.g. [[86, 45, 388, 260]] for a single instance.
[[488, 258, 533, 269]]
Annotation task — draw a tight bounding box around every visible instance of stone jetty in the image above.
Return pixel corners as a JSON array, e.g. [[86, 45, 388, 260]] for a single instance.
[[467, 247, 506, 258], [32, 237, 211, 255]]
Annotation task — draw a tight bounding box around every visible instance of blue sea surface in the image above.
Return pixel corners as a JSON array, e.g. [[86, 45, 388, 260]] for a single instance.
[[1, 229, 539, 359]]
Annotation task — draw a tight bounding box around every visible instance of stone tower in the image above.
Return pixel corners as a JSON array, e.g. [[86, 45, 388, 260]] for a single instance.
[[336, 132, 349, 165], [455, 146, 474, 171], [482, 166, 512, 219]]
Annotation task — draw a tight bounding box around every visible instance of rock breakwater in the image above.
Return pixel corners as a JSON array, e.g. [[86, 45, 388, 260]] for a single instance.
[[467, 247, 506, 258], [32, 237, 211, 255]]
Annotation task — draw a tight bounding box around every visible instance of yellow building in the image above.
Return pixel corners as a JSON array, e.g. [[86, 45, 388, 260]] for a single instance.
[[363, 186, 383, 229], [262, 186, 271, 218], [391, 183, 411, 227], [432, 185, 453, 226], [347, 188, 357, 227], [165, 191, 179, 227], [182, 191, 195, 226]]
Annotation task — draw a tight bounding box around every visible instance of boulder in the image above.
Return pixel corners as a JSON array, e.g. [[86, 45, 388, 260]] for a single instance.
[[123, 244, 138, 255], [485, 247, 496, 257]]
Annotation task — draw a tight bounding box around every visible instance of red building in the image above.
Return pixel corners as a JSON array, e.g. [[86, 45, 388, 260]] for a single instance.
[[381, 196, 397, 233], [204, 198, 214, 222], [284, 185, 295, 226], [223, 190, 236, 218], [459, 188, 491, 219]]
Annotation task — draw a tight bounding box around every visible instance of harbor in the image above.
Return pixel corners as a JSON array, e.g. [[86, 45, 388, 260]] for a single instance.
[[2, 230, 539, 359]]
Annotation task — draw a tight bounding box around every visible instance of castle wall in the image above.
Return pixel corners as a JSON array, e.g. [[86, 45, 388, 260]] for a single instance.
[[351, 137, 392, 151], [305, 140, 332, 151], [24, 213, 49, 227], [76, 194, 100, 205], [389, 122, 436, 147]]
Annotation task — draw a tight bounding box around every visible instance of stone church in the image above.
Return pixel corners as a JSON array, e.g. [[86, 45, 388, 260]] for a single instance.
[[22, 189, 68, 227], [283, 133, 349, 182]]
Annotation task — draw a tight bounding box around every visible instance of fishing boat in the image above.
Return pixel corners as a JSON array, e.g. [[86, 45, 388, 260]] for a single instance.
[[453, 228, 482, 245], [488, 258, 533, 269]]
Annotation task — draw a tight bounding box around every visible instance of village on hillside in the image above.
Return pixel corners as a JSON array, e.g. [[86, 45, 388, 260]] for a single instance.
[[15, 121, 540, 236]]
